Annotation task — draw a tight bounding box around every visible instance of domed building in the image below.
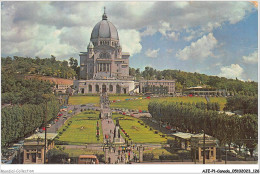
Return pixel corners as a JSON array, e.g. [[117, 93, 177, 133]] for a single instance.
[[74, 9, 175, 95], [79, 10, 130, 80], [74, 9, 136, 94]]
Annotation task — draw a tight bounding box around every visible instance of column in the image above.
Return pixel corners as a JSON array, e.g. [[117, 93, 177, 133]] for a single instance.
[[139, 146, 143, 163], [105, 147, 109, 163]]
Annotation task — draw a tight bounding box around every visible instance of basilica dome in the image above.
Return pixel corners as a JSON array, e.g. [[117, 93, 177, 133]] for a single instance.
[[90, 12, 119, 41]]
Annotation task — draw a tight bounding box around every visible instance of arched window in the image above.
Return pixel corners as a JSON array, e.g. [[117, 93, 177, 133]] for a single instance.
[[109, 85, 113, 92], [88, 85, 92, 92], [116, 85, 121, 94], [81, 88, 84, 94], [95, 85, 99, 92]]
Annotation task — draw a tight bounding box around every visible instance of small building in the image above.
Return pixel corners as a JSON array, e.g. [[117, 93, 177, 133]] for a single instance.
[[139, 80, 176, 95], [184, 86, 232, 96], [54, 84, 72, 94], [23, 133, 57, 164], [190, 133, 217, 163], [172, 132, 193, 150]]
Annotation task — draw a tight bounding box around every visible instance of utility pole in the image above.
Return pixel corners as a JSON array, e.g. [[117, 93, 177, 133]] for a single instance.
[[44, 101, 47, 164], [203, 130, 206, 164], [225, 145, 227, 164]]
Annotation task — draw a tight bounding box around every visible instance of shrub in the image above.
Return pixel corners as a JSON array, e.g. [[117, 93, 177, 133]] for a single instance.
[[143, 153, 154, 161], [95, 154, 104, 162], [47, 149, 69, 164], [159, 155, 179, 161]]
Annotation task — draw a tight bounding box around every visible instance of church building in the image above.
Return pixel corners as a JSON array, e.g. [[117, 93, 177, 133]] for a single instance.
[[74, 9, 136, 94], [74, 8, 175, 95]]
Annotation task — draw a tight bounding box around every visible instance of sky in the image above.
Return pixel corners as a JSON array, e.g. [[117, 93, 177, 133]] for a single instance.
[[1, 1, 258, 81]]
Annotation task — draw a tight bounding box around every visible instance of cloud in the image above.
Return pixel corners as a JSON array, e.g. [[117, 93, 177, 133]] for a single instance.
[[118, 29, 142, 55], [145, 48, 160, 58], [242, 50, 258, 63], [168, 31, 180, 41], [140, 26, 157, 37], [1, 1, 256, 60], [176, 33, 218, 60], [218, 64, 244, 80], [167, 49, 174, 54]]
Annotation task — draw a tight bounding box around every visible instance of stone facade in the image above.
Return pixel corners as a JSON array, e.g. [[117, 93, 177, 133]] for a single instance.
[[80, 11, 130, 80], [75, 10, 136, 94], [74, 80, 135, 94]]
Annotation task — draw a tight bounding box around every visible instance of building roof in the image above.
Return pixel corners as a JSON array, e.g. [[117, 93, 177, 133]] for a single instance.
[[187, 86, 203, 89], [173, 132, 215, 140], [140, 79, 176, 82], [172, 132, 194, 140], [25, 133, 57, 141], [91, 12, 119, 40], [25, 75, 73, 85]]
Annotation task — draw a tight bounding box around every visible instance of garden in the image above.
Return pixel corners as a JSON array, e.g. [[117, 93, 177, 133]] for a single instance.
[[112, 114, 168, 144], [56, 111, 103, 144]]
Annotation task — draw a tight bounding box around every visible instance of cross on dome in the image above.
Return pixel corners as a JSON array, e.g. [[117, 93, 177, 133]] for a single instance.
[[102, 6, 107, 20]]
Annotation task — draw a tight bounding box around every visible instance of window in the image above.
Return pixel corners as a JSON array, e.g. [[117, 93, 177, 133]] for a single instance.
[[27, 153, 30, 159], [38, 153, 41, 159], [89, 85, 92, 92], [96, 85, 99, 92], [100, 52, 110, 59], [109, 85, 113, 92]]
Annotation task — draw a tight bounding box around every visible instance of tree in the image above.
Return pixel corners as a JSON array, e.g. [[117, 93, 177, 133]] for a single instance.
[[47, 149, 69, 164]]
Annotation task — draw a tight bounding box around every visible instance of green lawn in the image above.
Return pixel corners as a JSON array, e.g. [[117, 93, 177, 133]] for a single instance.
[[68, 95, 139, 105], [110, 96, 227, 111], [57, 111, 103, 144], [68, 96, 100, 105], [62, 148, 104, 158], [112, 114, 167, 144]]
